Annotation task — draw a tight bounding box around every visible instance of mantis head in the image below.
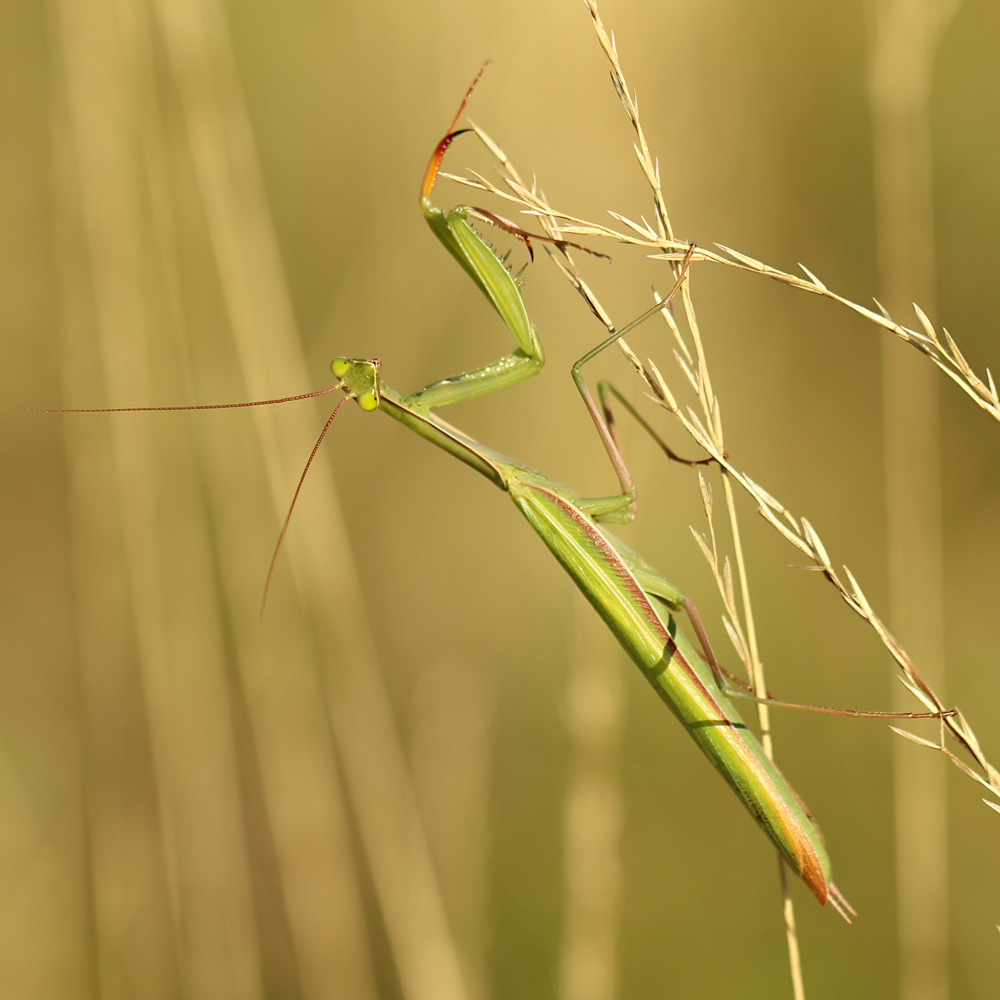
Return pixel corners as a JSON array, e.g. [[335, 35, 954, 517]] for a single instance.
[[331, 357, 380, 412]]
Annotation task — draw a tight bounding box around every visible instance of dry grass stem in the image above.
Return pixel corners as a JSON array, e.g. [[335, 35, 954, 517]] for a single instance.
[[435, 1, 999, 992]]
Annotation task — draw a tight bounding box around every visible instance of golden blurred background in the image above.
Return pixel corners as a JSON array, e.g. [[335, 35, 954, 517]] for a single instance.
[[4, 1, 1000, 997]]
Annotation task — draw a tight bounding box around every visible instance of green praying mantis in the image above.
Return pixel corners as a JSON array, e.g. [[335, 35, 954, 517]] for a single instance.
[[354, 68, 851, 912], [38, 67, 953, 921]]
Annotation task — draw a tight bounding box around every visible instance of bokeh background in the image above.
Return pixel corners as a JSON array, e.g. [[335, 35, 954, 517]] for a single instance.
[[4, 1, 1000, 997]]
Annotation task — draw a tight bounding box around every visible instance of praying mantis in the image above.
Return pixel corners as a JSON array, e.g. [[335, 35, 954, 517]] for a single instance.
[[39, 68, 951, 920], [331, 70, 853, 913]]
